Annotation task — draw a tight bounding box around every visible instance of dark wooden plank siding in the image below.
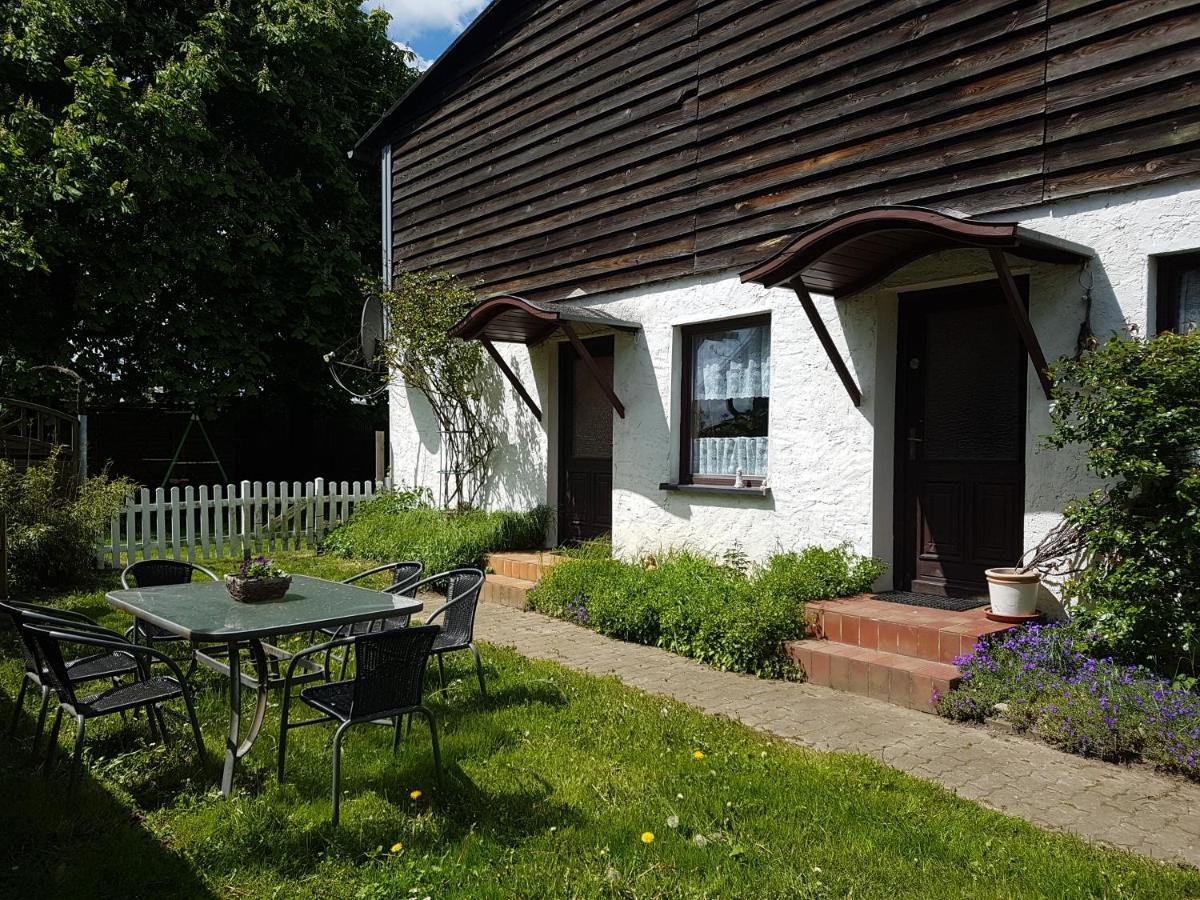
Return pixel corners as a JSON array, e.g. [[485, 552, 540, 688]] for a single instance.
[[383, 0, 1200, 301]]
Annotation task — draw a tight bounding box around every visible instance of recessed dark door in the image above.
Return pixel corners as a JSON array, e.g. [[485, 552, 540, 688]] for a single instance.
[[896, 280, 1027, 596], [558, 337, 614, 544]]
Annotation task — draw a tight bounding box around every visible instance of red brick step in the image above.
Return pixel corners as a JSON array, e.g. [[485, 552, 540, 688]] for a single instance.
[[786, 639, 960, 711], [806, 595, 1013, 664]]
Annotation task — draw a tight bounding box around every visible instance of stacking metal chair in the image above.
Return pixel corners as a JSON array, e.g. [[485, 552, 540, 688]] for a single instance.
[[408, 568, 487, 696], [24, 623, 206, 787], [319, 561, 424, 679], [2, 600, 141, 758], [277, 624, 443, 825], [121, 559, 218, 644]]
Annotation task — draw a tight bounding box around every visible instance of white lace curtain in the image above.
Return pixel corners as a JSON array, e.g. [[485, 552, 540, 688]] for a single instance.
[[691, 326, 770, 477], [692, 436, 768, 476], [693, 327, 771, 400]]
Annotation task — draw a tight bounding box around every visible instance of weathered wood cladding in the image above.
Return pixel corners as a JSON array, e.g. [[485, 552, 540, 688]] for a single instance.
[[383, 0, 1200, 301]]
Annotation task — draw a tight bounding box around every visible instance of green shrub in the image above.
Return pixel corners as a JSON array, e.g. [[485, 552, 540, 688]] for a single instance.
[[528, 544, 884, 678], [756, 544, 887, 604], [321, 492, 550, 572], [1046, 330, 1200, 678], [0, 449, 134, 590]]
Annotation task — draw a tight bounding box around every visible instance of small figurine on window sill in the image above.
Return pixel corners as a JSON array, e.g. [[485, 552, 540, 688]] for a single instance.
[[733, 467, 745, 489]]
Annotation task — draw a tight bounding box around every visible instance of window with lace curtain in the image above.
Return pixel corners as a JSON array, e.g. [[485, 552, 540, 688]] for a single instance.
[[680, 314, 770, 486]]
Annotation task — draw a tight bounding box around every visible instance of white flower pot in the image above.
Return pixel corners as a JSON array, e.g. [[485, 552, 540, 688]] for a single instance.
[[985, 568, 1040, 617]]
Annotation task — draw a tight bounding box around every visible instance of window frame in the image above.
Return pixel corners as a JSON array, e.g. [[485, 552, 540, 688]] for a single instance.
[[1156, 251, 1200, 334], [678, 312, 771, 487]]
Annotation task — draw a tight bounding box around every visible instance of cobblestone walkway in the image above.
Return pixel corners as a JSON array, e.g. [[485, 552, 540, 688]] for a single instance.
[[478, 603, 1200, 867]]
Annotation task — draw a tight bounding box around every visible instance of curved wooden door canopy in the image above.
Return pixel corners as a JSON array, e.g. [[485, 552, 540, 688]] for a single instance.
[[448, 294, 639, 421], [740, 206, 1094, 405]]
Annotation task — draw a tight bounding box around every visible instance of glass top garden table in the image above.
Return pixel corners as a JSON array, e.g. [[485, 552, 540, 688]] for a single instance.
[[106, 575, 423, 796]]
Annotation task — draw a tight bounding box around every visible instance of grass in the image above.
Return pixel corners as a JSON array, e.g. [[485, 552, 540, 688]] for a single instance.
[[1, 553, 1197, 898], [321, 496, 551, 573]]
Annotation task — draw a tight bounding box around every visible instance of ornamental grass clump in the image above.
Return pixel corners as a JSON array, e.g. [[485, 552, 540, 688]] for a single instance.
[[939, 622, 1200, 778]]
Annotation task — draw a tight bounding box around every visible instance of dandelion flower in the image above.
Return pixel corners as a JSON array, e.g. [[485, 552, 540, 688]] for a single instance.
[[641, 831, 655, 844], [390, 842, 403, 853], [693, 750, 705, 760], [409, 789, 423, 800], [666, 815, 679, 829]]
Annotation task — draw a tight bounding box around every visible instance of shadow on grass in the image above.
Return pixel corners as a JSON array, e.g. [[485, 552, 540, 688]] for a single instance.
[[0, 719, 215, 899]]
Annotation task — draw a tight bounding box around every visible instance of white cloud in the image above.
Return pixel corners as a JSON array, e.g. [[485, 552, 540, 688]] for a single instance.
[[371, 1, 488, 38], [394, 41, 433, 71]]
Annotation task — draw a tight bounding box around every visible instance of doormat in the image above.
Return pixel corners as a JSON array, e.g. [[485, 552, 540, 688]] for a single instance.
[[875, 590, 988, 612]]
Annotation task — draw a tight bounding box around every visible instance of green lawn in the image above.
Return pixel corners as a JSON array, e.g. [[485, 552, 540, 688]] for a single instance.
[[1, 553, 1197, 899]]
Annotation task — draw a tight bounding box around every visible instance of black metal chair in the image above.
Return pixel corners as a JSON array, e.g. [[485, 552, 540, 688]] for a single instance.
[[2, 601, 140, 758], [409, 568, 487, 696], [121, 559, 218, 645], [319, 561, 424, 679], [277, 624, 443, 826], [24, 623, 206, 787]]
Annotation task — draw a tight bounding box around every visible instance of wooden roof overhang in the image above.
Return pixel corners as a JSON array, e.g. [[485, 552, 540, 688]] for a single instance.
[[448, 295, 640, 422], [740, 206, 1094, 406]]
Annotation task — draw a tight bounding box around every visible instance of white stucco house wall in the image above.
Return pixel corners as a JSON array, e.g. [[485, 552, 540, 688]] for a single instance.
[[387, 180, 1200, 597]]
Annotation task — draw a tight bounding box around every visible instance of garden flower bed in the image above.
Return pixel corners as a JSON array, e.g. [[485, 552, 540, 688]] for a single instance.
[[937, 623, 1200, 780], [527, 544, 885, 677]]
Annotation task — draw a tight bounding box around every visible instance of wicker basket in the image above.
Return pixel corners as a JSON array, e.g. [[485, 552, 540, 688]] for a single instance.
[[225, 573, 292, 603]]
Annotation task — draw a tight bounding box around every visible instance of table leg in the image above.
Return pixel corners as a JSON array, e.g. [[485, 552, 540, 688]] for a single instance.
[[219, 638, 270, 798], [220, 641, 241, 796]]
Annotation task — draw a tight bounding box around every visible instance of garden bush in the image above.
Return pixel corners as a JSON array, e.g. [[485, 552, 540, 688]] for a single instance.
[[1046, 330, 1200, 678], [321, 491, 551, 573], [528, 544, 883, 678], [0, 448, 133, 590], [938, 622, 1200, 779]]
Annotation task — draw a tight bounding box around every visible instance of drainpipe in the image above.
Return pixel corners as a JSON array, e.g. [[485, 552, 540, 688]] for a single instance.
[[381, 144, 393, 290]]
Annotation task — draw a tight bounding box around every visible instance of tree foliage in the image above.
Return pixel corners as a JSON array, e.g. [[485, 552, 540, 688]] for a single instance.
[[1047, 331, 1200, 678], [0, 0, 416, 410], [376, 271, 497, 509]]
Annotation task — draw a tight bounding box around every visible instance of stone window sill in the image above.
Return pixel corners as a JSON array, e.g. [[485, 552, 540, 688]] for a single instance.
[[659, 482, 771, 498]]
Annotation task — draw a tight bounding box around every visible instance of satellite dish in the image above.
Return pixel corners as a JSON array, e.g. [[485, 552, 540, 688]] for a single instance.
[[325, 297, 389, 401], [361, 295, 385, 360]]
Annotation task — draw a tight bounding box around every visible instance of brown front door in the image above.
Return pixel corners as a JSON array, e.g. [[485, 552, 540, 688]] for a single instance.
[[896, 280, 1027, 596], [558, 337, 614, 544]]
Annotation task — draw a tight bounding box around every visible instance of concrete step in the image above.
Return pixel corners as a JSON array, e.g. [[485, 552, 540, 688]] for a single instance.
[[485, 551, 567, 583], [480, 572, 537, 609], [785, 639, 961, 712], [805, 595, 1015, 665]]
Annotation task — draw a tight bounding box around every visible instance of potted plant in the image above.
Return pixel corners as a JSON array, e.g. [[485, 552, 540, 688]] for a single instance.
[[225, 555, 291, 602], [986, 521, 1082, 621]]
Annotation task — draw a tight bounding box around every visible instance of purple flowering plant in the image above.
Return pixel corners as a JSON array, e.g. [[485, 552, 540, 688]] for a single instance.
[[938, 622, 1200, 778], [238, 555, 286, 579]]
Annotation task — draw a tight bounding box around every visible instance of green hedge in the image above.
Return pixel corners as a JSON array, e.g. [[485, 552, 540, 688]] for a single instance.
[[528, 545, 885, 678], [321, 492, 551, 573]]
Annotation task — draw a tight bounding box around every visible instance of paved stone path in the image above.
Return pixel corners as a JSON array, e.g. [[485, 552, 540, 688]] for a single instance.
[[477, 603, 1200, 867]]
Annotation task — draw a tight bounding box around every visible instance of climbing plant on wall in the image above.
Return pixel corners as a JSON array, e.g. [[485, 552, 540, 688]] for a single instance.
[[375, 272, 497, 509]]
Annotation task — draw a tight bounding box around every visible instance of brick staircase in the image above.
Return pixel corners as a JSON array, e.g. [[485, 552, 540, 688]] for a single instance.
[[481, 551, 567, 609], [786, 596, 1016, 712]]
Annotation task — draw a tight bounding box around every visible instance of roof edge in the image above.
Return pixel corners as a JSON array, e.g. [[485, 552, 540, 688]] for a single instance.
[[354, 0, 511, 161]]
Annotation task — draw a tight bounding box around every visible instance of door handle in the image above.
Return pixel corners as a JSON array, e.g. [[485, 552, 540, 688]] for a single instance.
[[907, 428, 923, 461]]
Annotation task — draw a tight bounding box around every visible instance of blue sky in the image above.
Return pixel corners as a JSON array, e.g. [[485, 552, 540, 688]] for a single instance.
[[367, 1, 489, 70]]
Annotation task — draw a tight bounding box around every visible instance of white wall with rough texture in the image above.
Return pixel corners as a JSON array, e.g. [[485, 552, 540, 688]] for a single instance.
[[389, 178, 1200, 582], [388, 341, 551, 512]]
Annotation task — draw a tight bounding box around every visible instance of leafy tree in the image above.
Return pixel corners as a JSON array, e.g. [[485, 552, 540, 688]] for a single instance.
[[1047, 331, 1200, 678], [0, 0, 417, 411]]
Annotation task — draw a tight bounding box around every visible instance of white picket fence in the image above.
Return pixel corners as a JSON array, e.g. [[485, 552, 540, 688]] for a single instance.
[[97, 478, 390, 568]]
